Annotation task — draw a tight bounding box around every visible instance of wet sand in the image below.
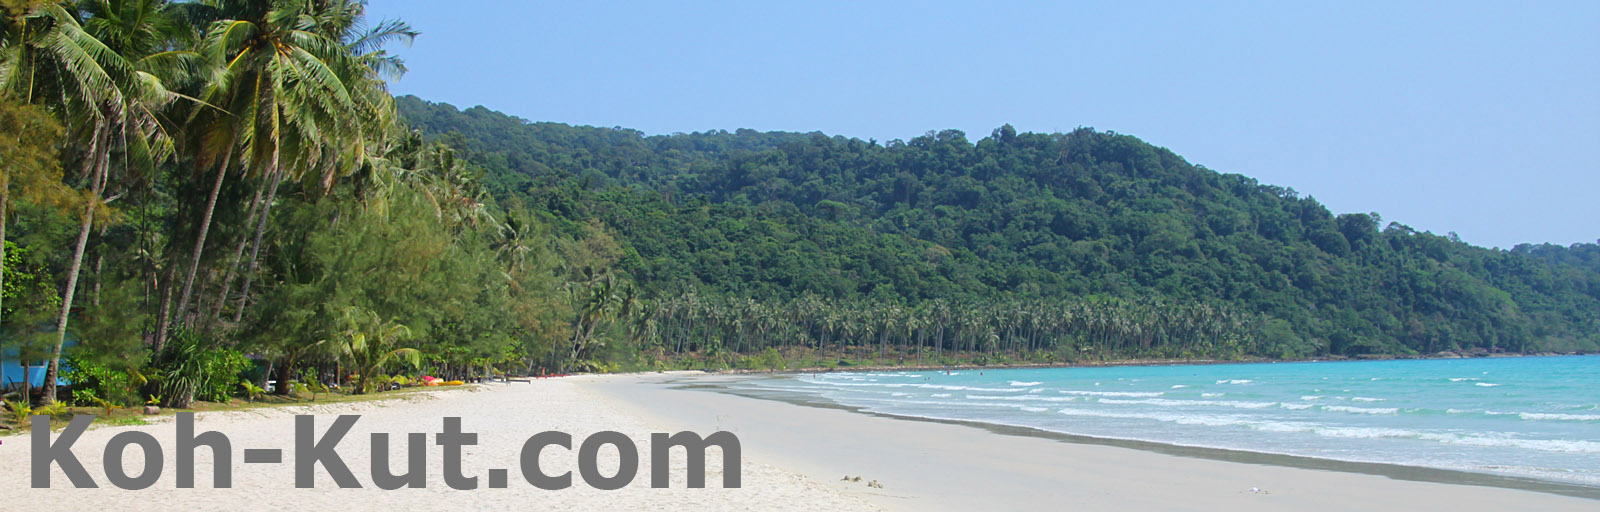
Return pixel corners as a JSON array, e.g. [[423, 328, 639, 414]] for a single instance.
[[588, 372, 1600, 511]]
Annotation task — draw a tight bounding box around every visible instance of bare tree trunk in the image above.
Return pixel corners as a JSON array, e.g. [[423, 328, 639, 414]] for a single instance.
[[212, 185, 263, 320], [172, 152, 231, 337], [0, 187, 8, 392], [234, 168, 283, 323], [89, 226, 109, 308], [153, 264, 177, 353], [44, 124, 108, 404], [0, 187, 7, 395]]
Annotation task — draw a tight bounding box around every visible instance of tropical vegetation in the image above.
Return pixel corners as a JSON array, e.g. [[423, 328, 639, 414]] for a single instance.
[[1, 0, 1595, 420]]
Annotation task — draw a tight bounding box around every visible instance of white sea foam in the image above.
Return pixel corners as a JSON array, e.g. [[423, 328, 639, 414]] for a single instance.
[[1099, 398, 1277, 409], [1449, 377, 1480, 382], [1519, 412, 1600, 422], [931, 393, 952, 398], [1058, 390, 1164, 397], [1323, 405, 1399, 415], [1311, 428, 1600, 454], [1279, 403, 1314, 410], [1010, 381, 1042, 387], [1215, 379, 1253, 384], [1056, 407, 1251, 427], [1201, 393, 1224, 398], [967, 394, 1081, 403], [915, 383, 1030, 393], [1351, 397, 1386, 402], [1170, 385, 1189, 389], [1300, 395, 1324, 400], [1476, 383, 1501, 387], [1020, 406, 1048, 412]]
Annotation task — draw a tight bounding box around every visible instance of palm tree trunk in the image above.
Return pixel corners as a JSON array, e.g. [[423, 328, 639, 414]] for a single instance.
[[211, 185, 263, 320], [153, 264, 177, 352], [173, 153, 231, 334], [234, 168, 284, 323], [91, 227, 105, 307], [44, 127, 108, 404], [0, 187, 8, 394], [43, 182, 101, 401]]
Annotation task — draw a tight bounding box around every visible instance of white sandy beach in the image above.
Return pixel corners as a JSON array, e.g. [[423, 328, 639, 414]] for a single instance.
[[0, 375, 877, 511], [3, 372, 1597, 511]]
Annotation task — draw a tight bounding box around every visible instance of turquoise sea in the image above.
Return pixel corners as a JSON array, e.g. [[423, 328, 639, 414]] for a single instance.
[[743, 356, 1600, 486]]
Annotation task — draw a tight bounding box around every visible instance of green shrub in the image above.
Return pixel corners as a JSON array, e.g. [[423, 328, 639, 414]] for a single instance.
[[4, 399, 32, 426], [197, 349, 252, 402], [63, 356, 145, 408], [148, 328, 251, 407]]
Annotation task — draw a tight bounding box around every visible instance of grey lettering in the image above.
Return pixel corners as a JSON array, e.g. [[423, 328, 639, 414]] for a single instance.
[[295, 414, 362, 488]]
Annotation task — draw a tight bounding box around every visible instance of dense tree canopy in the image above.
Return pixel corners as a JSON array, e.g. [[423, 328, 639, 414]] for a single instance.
[[400, 97, 1600, 359]]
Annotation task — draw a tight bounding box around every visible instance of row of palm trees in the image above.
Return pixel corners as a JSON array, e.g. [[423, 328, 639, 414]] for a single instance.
[[630, 293, 1261, 365], [2, 0, 416, 403]]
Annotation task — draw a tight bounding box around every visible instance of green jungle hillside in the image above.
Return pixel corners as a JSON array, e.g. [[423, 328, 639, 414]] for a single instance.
[[399, 95, 1600, 361]]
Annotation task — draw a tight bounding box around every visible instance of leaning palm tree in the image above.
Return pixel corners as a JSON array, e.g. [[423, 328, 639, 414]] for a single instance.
[[4, 2, 180, 403], [207, 0, 413, 327]]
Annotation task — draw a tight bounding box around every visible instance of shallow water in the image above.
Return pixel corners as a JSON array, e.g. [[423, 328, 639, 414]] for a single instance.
[[742, 356, 1600, 486]]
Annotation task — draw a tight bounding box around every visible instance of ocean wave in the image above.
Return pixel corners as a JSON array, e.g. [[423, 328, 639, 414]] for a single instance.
[[1099, 398, 1278, 409], [1055, 407, 1251, 427], [1325, 428, 1600, 454], [1059, 390, 1164, 397], [1448, 410, 1600, 422], [1201, 393, 1225, 398], [916, 383, 1030, 392], [1300, 395, 1324, 400], [1518, 412, 1600, 422], [1280, 403, 1314, 410], [814, 381, 1033, 393], [931, 393, 952, 398], [1020, 406, 1048, 412], [1323, 405, 1399, 415], [1449, 377, 1480, 382], [1351, 397, 1387, 402], [967, 394, 1081, 403], [1010, 381, 1042, 387], [1215, 379, 1253, 384], [1476, 382, 1502, 387]]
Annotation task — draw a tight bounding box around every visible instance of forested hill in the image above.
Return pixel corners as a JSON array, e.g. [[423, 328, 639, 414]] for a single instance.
[[397, 96, 1600, 357]]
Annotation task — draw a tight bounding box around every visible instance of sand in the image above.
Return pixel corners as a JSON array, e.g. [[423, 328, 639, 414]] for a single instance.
[[590, 372, 1600, 512], [5, 372, 1596, 511], [0, 376, 878, 511]]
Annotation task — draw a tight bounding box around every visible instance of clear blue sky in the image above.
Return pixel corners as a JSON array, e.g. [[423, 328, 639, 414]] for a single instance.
[[366, 0, 1598, 249]]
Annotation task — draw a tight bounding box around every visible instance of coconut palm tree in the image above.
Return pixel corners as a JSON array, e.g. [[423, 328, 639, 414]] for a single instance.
[[4, 1, 182, 403], [196, 0, 410, 328]]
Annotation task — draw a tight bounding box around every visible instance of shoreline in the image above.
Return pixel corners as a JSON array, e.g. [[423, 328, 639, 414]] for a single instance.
[[590, 371, 1600, 511], [695, 374, 1600, 500], [701, 351, 1597, 376]]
